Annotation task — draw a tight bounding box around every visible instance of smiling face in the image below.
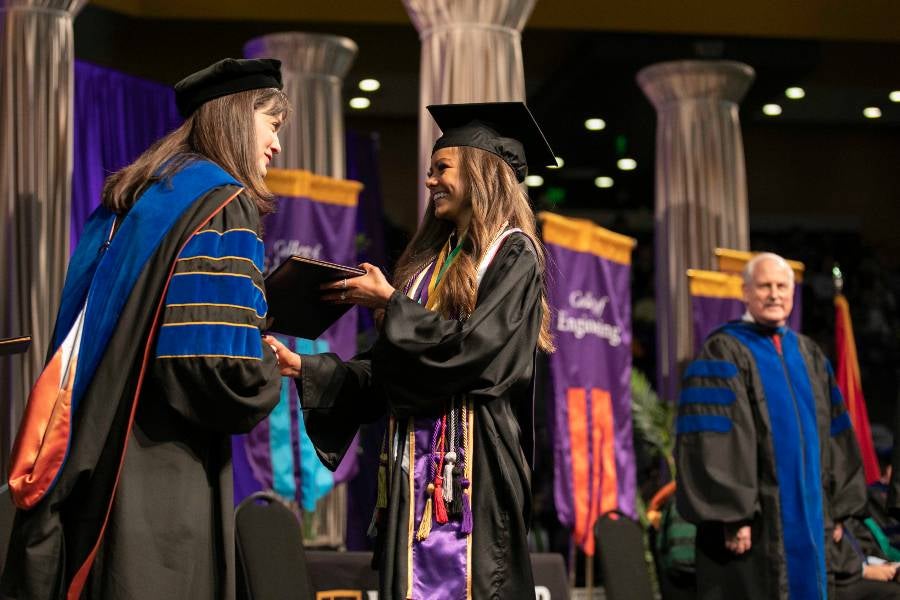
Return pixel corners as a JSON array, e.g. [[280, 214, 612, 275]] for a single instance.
[[253, 103, 283, 176], [743, 257, 795, 327], [426, 147, 471, 230]]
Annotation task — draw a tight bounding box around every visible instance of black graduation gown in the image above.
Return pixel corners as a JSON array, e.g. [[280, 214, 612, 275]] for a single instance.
[[675, 322, 866, 600], [1, 186, 280, 600], [298, 233, 541, 599]]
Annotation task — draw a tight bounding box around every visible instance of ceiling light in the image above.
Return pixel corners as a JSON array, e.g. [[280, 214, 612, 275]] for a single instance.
[[358, 78, 381, 92], [548, 157, 564, 169], [890, 91, 900, 103], [785, 87, 805, 100], [762, 103, 782, 116], [595, 176, 614, 189], [524, 175, 544, 187], [617, 158, 637, 171], [863, 106, 882, 119], [349, 97, 371, 110], [584, 118, 606, 131]]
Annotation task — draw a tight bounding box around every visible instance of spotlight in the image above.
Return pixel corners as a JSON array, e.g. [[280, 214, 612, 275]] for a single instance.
[[548, 157, 564, 169], [524, 175, 544, 187], [584, 118, 606, 131], [785, 87, 805, 100], [349, 97, 371, 110], [595, 176, 614, 189], [358, 79, 381, 92], [762, 104, 782, 116], [617, 158, 637, 171], [863, 106, 882, 119]]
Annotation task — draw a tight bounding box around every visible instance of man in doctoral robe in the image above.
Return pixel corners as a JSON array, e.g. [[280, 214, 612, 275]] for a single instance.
[[675, 252, 867, 599]]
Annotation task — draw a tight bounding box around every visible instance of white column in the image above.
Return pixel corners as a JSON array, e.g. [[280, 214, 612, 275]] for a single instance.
[[0, 0, 87, 478], [637, 60, 754, 403], [245, 33, 357, 179], [403, 0, 537, 217]]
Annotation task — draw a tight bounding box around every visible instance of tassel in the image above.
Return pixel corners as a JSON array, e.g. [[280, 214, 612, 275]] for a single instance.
[[416, 483, 435, 541], [443, 451, 456, 504], [375, 453, 388, 509], [433, 476, 449, 524], [460, 478, 473, 534], [367, 507, 382, 538], [450, 465, 464, 517]]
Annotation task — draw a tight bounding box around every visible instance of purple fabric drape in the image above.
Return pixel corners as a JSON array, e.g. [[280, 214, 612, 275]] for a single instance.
[[72, 61, 182, 250]]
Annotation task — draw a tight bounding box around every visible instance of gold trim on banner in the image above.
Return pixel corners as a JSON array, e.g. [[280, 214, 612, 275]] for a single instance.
[[687, 269, 744, 299], [714, 248, 805, 283], [264, 168, 363, 206], [538, 212, 636, 265]]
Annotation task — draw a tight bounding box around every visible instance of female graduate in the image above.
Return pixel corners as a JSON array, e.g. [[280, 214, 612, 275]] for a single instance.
[[3, 58, 287, 599], [266, 102, 556, 599]]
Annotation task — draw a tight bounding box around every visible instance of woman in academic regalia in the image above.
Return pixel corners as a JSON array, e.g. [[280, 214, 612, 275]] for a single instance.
[[266, 102, 556, 599], [3, 58, 288, 600]]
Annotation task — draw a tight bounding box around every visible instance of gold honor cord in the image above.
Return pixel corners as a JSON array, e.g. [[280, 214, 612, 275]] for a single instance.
[[425, 235, 464, 312], [406, 419, 416, 599]]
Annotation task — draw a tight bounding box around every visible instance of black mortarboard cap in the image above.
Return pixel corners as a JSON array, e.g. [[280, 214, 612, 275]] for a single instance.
[[427, 102, 556, 182], [174, 58, 283, 118]]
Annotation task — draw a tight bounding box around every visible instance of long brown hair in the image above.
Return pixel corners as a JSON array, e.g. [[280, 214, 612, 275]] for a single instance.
[[101, 87, 290, 215], [393, 146, 554, 352]]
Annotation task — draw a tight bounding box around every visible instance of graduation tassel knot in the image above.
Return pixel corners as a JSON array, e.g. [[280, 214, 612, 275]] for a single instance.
[[460, 477, 473, 534], [450, 465, 464, 517], [442, 451, 456, 504], [416, 483, 435, 541], [433, 475, 449, 524], [375, 453, 388, 509]]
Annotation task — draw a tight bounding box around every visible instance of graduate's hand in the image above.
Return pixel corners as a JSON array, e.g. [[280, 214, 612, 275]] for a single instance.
[[263, 335, 301, 378], [321, 263, 395, 309], [833, 521, 844, 543], [863, 563, 898, 581], [724, 524, 752, 554]]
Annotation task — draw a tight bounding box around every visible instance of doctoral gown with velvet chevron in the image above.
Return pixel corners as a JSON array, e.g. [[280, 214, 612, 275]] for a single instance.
[[1, 163, 280, 600], [675, 321, 866, 600], [298, 233, 541, 600]]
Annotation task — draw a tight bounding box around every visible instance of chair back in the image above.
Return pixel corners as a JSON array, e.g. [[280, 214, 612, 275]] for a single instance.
[[595, 511, 655, 600], [235, 491, 313, 600]]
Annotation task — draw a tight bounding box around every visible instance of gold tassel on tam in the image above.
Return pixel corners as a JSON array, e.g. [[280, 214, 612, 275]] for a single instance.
[[416, 483, 435, 541]]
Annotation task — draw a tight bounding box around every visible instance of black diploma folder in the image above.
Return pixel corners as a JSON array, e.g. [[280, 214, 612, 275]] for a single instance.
[[0, 336, 31, 356], [264, 256, 366, 339]]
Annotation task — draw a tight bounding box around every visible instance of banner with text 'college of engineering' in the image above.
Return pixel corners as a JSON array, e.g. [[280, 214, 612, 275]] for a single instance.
[[540, 212, 637, 555]]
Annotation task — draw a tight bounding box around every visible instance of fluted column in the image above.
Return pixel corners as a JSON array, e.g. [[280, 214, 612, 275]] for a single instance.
[[0, 0, 86, 478], [637, 60, 754, 403], [403, 0, 537, 217], [244, 33, 357, 178]]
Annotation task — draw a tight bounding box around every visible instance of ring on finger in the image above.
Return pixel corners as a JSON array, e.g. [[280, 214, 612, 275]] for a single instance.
[[341, 278, 347, 289], [340, 291, 347, 301]]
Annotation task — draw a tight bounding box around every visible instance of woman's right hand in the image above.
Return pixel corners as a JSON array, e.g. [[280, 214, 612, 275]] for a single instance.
[[263, 335, 302, 378]]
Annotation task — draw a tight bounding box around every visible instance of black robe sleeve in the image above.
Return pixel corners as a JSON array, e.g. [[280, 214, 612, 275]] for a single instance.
[[299, 352, 386, 470], [676, 333, 760, 525], [150, 190, 281, 433], [821, 352, 867, 522]]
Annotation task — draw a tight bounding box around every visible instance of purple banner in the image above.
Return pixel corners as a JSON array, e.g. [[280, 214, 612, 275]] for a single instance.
[[542, 214, 637, 555], [234, 179, 360, 509]]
